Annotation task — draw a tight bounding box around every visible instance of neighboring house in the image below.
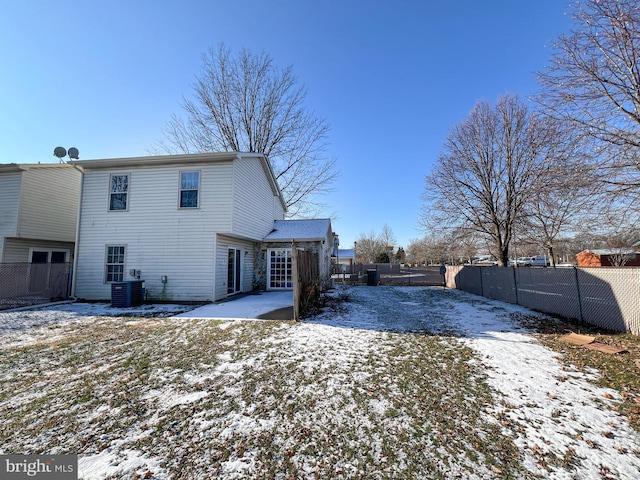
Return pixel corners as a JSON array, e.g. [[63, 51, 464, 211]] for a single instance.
[[333, 248, 355, 272], [577, 248, 640, 267], [0, 163, 81, 264], [70, 152, 333, 302], [261, 219, 335, 291]]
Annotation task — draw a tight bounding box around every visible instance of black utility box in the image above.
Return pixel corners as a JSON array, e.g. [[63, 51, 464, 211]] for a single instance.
[[111, 280, 144, 307]]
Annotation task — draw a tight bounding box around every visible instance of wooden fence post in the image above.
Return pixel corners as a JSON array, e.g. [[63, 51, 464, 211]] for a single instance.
[[292, 240, 300, 322]]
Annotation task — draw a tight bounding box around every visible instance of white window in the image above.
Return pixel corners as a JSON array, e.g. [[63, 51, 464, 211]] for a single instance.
[[268, 248, 292, 289], [179, 171, 200, 208], [105, 245, 126, 283], [109, 174, 129, 211]]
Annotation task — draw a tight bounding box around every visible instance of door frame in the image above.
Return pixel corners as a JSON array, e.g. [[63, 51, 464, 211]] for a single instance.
[[227, 247, 243, 295]]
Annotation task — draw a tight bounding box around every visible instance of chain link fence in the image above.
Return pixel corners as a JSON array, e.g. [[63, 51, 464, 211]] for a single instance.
[[446, 265, 640, 334], [332, 264, 446, 286], [0, 263, 71, 310]]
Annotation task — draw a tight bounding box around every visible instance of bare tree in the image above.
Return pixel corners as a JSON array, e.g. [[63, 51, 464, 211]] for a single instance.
[[155, 44, 337, 217], [422, 94, 562, 266], [595, 211, 640, 266], [518, 144, 600, 266], [537, 0, 640, 199], [354, 226, 398, 263], [380, 224, 397, 249], [354, 230, 385, 263], [407, 237, 428, 266], [449, 228, 482, 265], [407, 234, 451, 266]]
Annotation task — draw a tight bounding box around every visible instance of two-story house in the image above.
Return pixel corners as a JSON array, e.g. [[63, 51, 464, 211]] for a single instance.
[[0, 163, 81, 264], [0, 163, 81, 306], [70, 152, 333, 302]]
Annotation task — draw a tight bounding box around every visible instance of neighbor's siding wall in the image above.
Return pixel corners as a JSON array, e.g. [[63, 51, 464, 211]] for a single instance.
[[74, 162, 235, 301], [0, 172, 21, 261], [214, 234, 257, 301], [2, 238, 74, 263], [231, 157, 285, 239], [319, 229, 334, 286], [18, 166, 81, 243]]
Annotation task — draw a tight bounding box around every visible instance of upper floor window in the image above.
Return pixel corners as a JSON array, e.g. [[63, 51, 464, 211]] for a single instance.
[[179, 171, 200, 208], [109, 174, 129, 211]]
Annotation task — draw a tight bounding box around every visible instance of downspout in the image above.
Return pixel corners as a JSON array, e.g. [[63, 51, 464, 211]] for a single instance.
[[70, 163, 84, 299]]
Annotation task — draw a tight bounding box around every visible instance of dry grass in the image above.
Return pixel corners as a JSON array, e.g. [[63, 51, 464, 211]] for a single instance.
[[525, 314, 640, 432], [2, 288, 639, 479], [0, 313, 530, 479]]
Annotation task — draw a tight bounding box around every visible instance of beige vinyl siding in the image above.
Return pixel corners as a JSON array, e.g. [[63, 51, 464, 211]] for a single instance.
[[17, 166, 80, 242], [2, 238, 73, 263], [214, 235, 256, 300], [231, 157, 285, 239], [74, 162, 235, 301], [0, 172, 21, 260]]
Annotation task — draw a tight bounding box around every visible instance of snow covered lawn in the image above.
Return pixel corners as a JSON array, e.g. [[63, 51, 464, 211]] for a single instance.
[[1, 286, 639, 479]]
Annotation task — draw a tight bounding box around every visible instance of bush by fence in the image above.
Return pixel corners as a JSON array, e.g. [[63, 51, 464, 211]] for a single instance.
[[445, 265, 640, 335], [0, 262, 71, 310]]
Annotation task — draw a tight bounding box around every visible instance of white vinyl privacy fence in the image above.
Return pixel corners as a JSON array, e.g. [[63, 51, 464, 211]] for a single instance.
[[446, 265, 640, 335]]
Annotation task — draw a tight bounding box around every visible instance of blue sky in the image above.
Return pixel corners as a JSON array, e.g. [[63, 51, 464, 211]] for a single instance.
[[0, 1, 572, 250]]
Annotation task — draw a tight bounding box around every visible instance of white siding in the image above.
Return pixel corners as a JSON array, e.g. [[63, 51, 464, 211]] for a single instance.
[[2, 238, 74, 263], [18, 166, 80, 242], [319, 228, 334, 284], [231, 157, 285, 239], [0, 172, 21, 260], [214, 235, 257, 301], [75, 163, 235, 301]]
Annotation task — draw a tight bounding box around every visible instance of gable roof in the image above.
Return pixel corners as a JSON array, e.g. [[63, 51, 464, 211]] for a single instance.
[[263, 219, 332, 242], [70, 152, 286, 212]]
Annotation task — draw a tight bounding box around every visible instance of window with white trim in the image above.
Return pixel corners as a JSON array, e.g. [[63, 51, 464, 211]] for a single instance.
[[179, 171, 200, 208], [109, 174, 129, 211], [105, 245, 126, 282]]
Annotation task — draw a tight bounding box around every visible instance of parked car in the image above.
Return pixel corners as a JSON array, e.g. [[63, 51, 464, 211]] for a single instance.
[[530, 255, 550, 267], [510, 256, 534, 266], [472, 255, 498, 265], [508, 256, 550, 267]]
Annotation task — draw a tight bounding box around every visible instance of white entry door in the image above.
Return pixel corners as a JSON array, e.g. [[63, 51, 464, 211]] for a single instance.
[[267, 248, 292, 290]]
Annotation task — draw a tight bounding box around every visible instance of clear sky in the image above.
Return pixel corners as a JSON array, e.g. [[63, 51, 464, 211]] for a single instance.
[[0, 1, 572, 250]]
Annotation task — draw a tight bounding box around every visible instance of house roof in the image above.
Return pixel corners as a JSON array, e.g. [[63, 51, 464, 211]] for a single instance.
[[337, 249, 355, 257], [70, 152, 251, 169], [581, 248, 638, 256], [70, 152, 286, 212], [263, 219, 332, 242], [0, 163, 75, 174]]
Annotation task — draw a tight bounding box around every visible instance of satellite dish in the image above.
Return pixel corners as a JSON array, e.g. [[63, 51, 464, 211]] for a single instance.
[[53, 146, 67, 159], [68, 147, 79, 159]]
